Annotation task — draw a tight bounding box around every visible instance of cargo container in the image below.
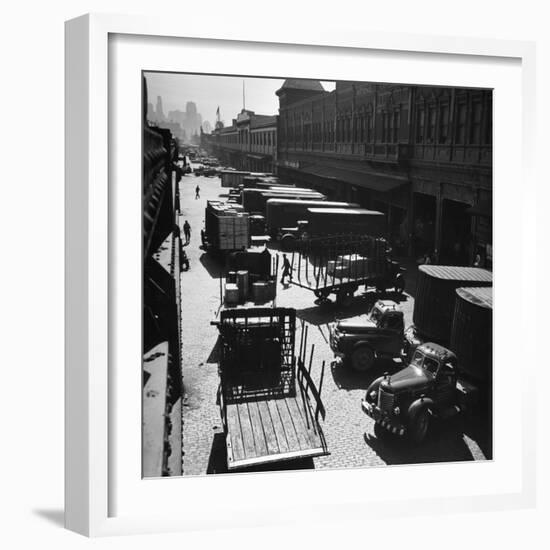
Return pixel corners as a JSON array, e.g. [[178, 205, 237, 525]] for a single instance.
[[204, 201, 250, 252], [241, 188, 326, 214], [451, 286, 493, 383], [266, 199, 360, 236], [405, 266, 493, 355]]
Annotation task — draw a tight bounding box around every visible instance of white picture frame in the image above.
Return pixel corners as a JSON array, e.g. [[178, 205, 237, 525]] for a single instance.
[[65, 13, 537, 537]]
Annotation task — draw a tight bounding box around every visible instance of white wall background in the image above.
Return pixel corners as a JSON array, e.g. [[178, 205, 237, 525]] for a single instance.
[[0, 0, 547, 547]]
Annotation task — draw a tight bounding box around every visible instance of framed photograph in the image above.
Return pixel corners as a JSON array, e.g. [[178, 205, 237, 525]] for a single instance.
[[65, 13, 536, 536]]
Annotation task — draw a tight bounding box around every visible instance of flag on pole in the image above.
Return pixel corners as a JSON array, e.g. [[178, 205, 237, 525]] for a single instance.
[[216, 106, 220, 119]]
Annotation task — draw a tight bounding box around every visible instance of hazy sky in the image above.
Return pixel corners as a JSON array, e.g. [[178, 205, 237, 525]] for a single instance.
[[144, 72, 335, 126]]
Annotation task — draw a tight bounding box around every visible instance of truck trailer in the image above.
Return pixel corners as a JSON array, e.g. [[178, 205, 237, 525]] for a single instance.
[[404, 265, 492, 357], [213, 308, 329, 470], [266, 198, 360, 237], [204, 201, 250, 253], [241, 188, 326, 214], [278, 207, 386, 250], [289, 234, 405, 306]]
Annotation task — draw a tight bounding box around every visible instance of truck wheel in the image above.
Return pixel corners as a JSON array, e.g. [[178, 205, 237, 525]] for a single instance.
[[314, 289, 330, 301], [350, 345, 375, 372], [394, 275, 405, 294], [408, 407, 430, 443], [280, 234, 295, 251]]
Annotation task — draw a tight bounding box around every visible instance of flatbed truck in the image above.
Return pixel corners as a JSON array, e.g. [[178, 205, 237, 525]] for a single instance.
[[213, 308, 329, 470]]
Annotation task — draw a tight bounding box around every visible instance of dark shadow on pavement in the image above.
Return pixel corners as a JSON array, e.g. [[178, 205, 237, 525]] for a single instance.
[[199, 252, 224, 279], [363, 416, 479, 466], [206, 336, 221, 364], [330, 357, 403, 391], [206, 432, 228, 474], [33, 509, 65, 528], [461, 404, 493, 460], [296, 295, 374, 327]]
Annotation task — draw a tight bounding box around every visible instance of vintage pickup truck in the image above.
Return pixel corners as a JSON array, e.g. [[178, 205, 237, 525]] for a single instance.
[[329, 300, 404, 371], [361, 342, 479, 442]]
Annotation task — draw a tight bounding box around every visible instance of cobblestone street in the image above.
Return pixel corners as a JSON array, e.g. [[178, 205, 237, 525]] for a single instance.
[[178, 170, 490, 476]]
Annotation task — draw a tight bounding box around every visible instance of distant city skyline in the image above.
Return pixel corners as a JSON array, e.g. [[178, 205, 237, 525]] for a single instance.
[[144, 72, 335, 131]]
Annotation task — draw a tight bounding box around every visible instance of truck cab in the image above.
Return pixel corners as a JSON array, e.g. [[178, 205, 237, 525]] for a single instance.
[[362, 342, 476, 442], [329, 300, 404, 371]]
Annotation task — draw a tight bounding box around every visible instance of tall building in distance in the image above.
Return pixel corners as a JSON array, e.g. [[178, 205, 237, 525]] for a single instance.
[[155, 95, 165, 122], [147, 96, 206, 144], [184, 101, 203, 137]]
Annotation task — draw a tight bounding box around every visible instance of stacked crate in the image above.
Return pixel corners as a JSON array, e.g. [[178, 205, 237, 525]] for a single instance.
[[327, 243, 387, 280], [206, 201, 250, 251]]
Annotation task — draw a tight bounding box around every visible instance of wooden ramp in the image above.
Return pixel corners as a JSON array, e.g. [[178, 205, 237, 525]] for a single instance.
[[224, 394, 326, 470]]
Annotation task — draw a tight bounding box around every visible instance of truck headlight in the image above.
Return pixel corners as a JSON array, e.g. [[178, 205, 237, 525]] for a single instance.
[[393, 406, 401, 416], [370, 390, 378, 402]]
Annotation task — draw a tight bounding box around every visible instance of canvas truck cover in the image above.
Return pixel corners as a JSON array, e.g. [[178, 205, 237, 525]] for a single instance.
[[413, 266, 493, 343], [305, 208, 386, 237], [451, 286, 493, 382], [266, 199, 360, 233]]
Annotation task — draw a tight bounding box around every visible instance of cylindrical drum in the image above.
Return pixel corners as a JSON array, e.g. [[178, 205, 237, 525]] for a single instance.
[[224, 283, 239, 305]]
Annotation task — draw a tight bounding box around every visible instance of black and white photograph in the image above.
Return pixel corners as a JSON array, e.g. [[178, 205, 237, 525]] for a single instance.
[[142, 72, 493, 478]]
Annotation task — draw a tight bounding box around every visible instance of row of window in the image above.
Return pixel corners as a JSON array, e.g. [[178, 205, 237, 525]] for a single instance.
[[250, 130, 276, 148], [280, 97, 490, 146], [216, 129, 276, 148], [416, 99, 490, 145], [281, 111, 400, 144]]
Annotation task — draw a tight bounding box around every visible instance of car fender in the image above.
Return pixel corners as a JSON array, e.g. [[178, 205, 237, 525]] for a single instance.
[[352, 339, 373, 351], [365, 376, 386, 403], [407, 397, 434, 421]]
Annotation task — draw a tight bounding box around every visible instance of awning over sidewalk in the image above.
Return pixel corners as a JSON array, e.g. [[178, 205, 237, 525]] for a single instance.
[[296, 163, 409, 192]]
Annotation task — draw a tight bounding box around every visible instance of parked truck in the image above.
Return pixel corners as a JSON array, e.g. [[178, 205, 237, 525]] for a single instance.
[[329, 300, 405, 371], [204, 200, 250, 253], [279, 208, 386, 250], [403, 265, 492, 357], [213, 308, 329, 470], [289, 234, 405, 306], [362, 341, 481, 442], [241, 188, 326, 214], [363, 283, 493, 443], [266, 198, 360, 238]]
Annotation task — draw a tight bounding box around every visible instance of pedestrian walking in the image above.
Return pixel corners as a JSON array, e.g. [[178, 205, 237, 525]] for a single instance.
[[280, 253, 292, 285], [183, 220, 191, 244], [195, 185, 200, 199]]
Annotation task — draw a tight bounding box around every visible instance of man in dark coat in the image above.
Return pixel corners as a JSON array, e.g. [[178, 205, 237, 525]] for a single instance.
[[183, 220, 191, 244], [280, 253, 292, 285]]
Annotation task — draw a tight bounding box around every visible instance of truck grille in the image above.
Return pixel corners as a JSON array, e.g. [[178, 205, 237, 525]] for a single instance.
[[378, 388, 394, 413]]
